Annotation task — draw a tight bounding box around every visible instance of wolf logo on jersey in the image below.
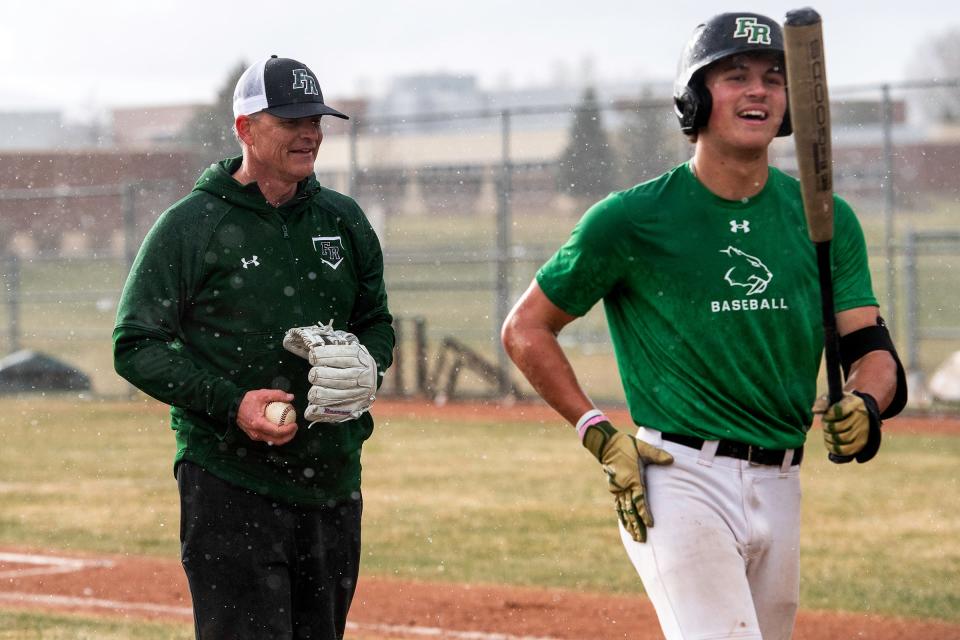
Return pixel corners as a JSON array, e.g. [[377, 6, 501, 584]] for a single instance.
[[720, 246, 772, 295]]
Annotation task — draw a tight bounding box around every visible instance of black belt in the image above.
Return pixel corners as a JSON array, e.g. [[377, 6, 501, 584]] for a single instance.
[[661, 432, 803, 466]]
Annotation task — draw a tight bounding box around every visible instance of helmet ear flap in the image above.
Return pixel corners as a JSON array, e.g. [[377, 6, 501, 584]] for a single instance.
[[694, 85, 712, 132], [675, 84, 712, 135], [674, 88, 697, 135]]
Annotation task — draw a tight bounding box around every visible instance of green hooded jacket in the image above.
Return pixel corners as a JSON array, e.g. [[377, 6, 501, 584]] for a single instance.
[[113, 157, 394, 505]]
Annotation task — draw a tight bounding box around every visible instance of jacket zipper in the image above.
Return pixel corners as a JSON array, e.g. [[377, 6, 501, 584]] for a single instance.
[[275, 215, 305, 324]]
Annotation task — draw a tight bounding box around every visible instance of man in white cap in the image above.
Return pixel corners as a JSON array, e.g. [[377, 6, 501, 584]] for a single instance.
[[114, 56, 394, 639]]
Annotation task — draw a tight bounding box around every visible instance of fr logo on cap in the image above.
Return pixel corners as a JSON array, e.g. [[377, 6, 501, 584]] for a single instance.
[[233, 55, 349, 120]]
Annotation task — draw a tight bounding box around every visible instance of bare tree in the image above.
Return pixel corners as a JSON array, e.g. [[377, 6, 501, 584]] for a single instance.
[[909, 26, 960, 123], [179, 61, 248, 168]]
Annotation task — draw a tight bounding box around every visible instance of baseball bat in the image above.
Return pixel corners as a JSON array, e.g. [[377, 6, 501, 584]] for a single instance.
[[784, 8, 848, 460]]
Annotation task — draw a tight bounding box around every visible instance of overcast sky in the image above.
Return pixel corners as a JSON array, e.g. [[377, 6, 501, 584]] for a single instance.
[[4, 0, 958, 120]]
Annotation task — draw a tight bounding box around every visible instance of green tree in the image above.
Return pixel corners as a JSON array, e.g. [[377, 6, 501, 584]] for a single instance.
[[180, 60, 248, 167], [558, 87, 616, 200]]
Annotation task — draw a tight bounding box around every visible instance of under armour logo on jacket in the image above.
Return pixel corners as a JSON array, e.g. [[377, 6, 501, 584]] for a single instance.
[[730, 220, 750, 233], [241, 256, 260, 269]]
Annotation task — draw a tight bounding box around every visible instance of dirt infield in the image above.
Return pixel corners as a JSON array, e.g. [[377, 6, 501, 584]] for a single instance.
[[2, 548, 959, 639], [2, 401, 958, 638]]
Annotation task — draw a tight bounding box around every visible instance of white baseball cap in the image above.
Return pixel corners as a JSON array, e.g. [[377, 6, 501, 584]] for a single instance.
[[233, 55, 349, 120]]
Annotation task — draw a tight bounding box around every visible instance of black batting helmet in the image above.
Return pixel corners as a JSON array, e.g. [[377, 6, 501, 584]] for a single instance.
[[673, 12, 791, 137]]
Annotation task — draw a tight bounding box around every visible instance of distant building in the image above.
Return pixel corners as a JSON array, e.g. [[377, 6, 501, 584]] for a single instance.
[[0, 111, 62, 150], [365, 72, 667, 134], [319, 74, 682, 216], [320, 77, 958, 219], [322, 97, 368, 136], [367, 74, 488, 132], [2, 80, 954, 259], [0, 111, 108, 150], [0, 150, 198, 257], [111, 104, 203, 148]]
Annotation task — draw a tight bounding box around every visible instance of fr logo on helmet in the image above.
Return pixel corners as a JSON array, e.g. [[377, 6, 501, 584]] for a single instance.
[[733, 17, 772, 45]]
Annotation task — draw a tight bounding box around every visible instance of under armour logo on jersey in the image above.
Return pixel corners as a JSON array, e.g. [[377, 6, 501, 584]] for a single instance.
[[312, 236, 344, 269], [291, 69, 319, 95], [730, 220, 751, 233], [240, 256, 260, 269], [733, 17, 772, 45]]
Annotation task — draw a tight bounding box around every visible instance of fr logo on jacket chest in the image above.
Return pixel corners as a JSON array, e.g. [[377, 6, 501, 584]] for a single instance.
[[312, 236, 345, 269]]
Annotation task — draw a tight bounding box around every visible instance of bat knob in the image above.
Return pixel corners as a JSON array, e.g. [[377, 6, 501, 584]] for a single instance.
[[785, 7, 822, 26]]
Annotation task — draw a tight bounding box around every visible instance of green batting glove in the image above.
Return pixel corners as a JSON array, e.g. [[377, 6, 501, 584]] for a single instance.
[[582, 421, 674, 543]]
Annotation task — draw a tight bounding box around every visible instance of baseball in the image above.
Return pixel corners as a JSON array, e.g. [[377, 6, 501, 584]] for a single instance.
[[265, 401, 297, 426]]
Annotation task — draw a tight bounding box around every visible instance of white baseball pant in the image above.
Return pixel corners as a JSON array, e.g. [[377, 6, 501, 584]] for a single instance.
[[619, 427, 802, 640]]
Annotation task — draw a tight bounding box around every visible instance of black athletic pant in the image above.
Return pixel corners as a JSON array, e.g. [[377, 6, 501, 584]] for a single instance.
[[177, 461, 362, 639]]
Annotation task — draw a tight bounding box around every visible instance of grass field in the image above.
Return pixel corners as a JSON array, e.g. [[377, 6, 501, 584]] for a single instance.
[[0, 610, 188, 640], [0, 396, 958, 638], [0, 187, 957, 638]]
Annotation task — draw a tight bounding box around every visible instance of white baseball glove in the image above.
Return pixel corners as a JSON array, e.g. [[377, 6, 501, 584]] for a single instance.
[[283, 320, 359, 358], [283, 321, 377, 424]]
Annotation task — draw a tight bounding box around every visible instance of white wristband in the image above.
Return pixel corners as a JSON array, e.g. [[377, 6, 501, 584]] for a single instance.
[[575, 409, 607, 441], [575, 409, 603, 430]]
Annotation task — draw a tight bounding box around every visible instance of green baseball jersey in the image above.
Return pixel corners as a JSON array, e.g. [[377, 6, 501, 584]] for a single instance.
[[537, 162, 876, 449], [114, 157, 394, 505]]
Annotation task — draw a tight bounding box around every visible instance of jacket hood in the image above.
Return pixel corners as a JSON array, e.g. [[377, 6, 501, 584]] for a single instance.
[[192, 156, 322, 214]]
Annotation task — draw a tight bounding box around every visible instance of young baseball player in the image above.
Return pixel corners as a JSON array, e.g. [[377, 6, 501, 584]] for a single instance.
[[501, 12, 906, 640]]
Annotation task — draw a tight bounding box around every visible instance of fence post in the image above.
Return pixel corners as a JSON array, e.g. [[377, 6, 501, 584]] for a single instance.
[[903, 229, 922, 394], [414, 316, 429, 395], [123, 183, 138, 272], [348, 119, 359, 199], [880, 84, 897, 331], [4, 254, 21, 353], [495, 109, 514, 396], [391, 316, 405, 396], [122, 183, 140, 399]]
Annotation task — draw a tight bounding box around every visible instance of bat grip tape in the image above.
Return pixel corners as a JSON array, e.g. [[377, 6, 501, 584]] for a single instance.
[[816, 241, 844, 404]]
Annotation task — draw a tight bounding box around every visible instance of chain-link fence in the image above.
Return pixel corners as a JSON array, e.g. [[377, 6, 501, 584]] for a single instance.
[[2, 78, 958, 405], [902, 230, 960, 401], [0, 181, 182, 396], [338, 78, 960, 406]]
